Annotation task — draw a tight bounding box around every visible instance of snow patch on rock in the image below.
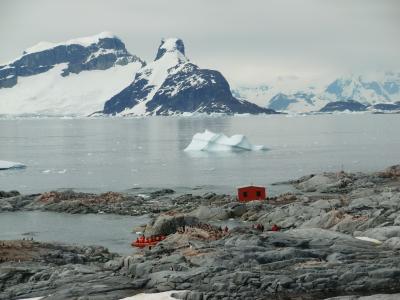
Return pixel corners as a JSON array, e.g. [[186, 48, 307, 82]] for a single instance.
[[24, 31, 117, 54]]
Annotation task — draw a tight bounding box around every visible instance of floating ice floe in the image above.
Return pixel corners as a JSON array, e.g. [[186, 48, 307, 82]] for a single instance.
[[184, 130, 266, 152], [0, 160, 26, 170]]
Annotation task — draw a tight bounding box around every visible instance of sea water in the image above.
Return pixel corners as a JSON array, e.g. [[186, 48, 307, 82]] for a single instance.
[[0, 114, 399, 194]]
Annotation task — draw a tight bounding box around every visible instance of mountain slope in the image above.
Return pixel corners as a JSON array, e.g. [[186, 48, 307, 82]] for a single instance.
[[324, 73, 400, 104], [103, 38, 276, 116], [0, 32, 144, 116]]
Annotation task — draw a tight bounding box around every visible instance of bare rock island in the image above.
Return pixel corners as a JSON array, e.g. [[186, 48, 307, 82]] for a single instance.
[[1, 165, 400, 299]]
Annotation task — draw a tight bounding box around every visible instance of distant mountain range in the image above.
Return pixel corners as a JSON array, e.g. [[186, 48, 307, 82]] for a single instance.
[[0, 33, 275, 116], [1, 32, 399, 116], [233, 73, 400, 113]]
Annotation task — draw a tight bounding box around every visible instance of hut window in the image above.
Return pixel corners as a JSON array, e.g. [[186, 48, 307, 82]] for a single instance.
[[243, 192, 248, 197], [256, 191, 261, 197]]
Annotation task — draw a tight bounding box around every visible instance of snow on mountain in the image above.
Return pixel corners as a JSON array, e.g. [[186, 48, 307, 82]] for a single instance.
[[0, 32, 144, 116], [324, 72, 400, 104], [103, 38, 276, 116], [268, 91, 330, 112], [23, 32, 118, 54], [233, 72, 400, 113], [231, 85, 271, 106], [231, 75, 329, 113]]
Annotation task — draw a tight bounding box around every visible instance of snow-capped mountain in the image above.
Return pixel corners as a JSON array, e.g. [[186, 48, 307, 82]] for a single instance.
[[231, 85, 271, 107], [103, 38, 275, 116], [268, 91, 328, 112], [324, 73, 400, 104], [233, 72, 400, 113], [0, 32, 144, 115]]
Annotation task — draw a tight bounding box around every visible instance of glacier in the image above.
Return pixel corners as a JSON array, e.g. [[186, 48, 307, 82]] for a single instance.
[[184, 130, 266, 152], [0, 160, 26, 170]]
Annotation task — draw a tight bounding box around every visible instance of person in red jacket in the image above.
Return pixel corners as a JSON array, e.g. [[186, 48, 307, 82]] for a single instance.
[[271, 224, 280, 232]]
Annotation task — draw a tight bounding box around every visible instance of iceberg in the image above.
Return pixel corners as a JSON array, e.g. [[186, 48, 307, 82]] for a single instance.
[[184, 130, 266, 152], [0, 160, 26, 170]]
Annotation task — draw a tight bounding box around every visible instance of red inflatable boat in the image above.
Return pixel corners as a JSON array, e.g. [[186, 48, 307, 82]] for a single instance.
[[131, 235, 166, 248]]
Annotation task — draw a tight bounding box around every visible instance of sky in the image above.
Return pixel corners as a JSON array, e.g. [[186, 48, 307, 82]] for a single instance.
[[1, 0, 399, 85]]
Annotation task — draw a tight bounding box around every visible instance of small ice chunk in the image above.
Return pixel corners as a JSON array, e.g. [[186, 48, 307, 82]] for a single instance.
[[0, 160, 26, 170], [184, 130, 266, 152], [355, 236, 383, 244]]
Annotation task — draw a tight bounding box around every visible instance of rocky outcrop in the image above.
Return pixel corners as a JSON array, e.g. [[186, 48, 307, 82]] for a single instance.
[[0, 191, 19, 199], [0, 241, 140, 300], [144, 214, 200, 236], [1, 165, 400, 299], [319, 100, 367, 112], [0, 189, 233, 216], [117, 227, 400, 299], [372, 102, 400, 111]]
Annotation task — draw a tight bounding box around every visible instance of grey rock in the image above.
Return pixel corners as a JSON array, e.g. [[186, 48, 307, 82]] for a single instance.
[[355, 226, 400, 241], [383, 237, 400, 250]]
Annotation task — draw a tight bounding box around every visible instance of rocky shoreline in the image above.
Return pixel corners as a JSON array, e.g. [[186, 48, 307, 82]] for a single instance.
[[1, 165, 400, 299], [0, 188, 232, 217]]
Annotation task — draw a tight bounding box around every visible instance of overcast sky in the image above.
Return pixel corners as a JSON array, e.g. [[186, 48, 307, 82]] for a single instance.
[[1, 0, 399, 85]]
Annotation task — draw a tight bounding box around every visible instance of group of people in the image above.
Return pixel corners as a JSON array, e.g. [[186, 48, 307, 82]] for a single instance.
[[252, 223, 281, 232]]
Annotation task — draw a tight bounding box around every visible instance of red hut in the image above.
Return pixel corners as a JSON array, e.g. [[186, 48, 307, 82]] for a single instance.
[[237, 186, 266, 202]]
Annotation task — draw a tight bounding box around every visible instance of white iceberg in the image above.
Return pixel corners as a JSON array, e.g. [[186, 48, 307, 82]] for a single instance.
[[184, 130, 266, 152], [0, 160, 26, 170]]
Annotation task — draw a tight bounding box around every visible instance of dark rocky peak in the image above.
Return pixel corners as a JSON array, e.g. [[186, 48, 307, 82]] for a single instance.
[[155, 38, 185, 60], [319, 100, 367, 112]]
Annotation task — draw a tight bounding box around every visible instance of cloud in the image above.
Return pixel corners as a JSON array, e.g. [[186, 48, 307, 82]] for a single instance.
[[1, 0, 399, 84]]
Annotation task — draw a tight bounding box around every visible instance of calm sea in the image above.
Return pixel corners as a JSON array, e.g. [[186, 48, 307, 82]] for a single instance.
[[1, 114, 399, 195]]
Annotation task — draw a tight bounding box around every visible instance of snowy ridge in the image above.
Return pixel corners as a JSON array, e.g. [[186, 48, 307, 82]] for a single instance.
[[120, 39, 188, 116], [24, 31, 117, 54], [184, 130, 266, 152]]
